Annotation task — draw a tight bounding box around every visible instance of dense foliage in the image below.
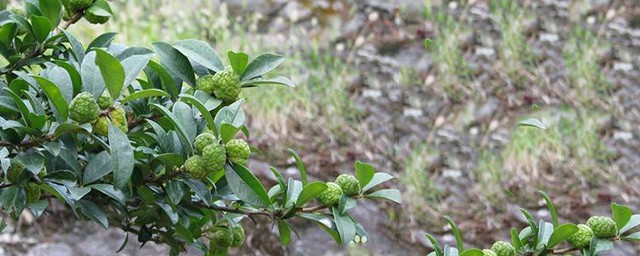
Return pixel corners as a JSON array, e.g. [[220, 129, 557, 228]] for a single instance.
[[0, 1, 400, 255]]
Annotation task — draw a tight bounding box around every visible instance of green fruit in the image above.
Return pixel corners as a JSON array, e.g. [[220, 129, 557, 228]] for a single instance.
[[586, 216, 617, 238], [335, 174, 360, 196], [194, 133, 216, 154], [185, 155, 206, 179], [317, 182, 343, 207], [490, 241, 516, 256], [84, 11, 110, 24], [97, 91, 113, 110], [212, 69, 241, 102], [568, 224, 594, 249], [69, 92, 100, 124], [202, 144, 226, 173], [111, 107, 128, 133], [68, 0, 94, 12], [196, 74, 216, 95], [93, 116, 110, 136], [212, 229, 234, 247], [225, 139, 250, 165], [482, 249, 497, 256], [7, 161, 25, 183], [230, 226, 245, 248], [25, 184, 41, 203]]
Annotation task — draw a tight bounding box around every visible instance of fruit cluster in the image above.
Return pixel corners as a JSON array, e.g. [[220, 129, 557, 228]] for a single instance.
[[317, 174, 360, 207], [184, 133, 251, 179], [210, 225, 245, 252], [65, 0, 113, 24], [68, 91, 127, 136], [196, 69, 242, 103]]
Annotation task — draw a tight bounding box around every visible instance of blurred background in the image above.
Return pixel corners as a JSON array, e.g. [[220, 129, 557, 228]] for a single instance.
[[3, 0, 640, 255]]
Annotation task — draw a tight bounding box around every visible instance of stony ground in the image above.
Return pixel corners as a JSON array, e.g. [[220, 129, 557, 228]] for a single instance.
[[3, 0, 640, 255]]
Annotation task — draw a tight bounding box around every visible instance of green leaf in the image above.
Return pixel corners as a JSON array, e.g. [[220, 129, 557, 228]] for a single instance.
[[547, 223, 578, 248], [68, 187, 91, 200], [122, 88, 170, 104], [225, 164, 271, 207], [539, 191, 558, 227], [227, 51, 249, 76], [296, 181, 327, 205], [459, 249, 483, 256], [181, 179, 212, 205], [219, 123, 240, 144], [15, 151, 44, 175], [338, 196, 357, 215], [365, 189, 401, 204], [173, 39, 224, 72], [332, 207, 356, 244], [165, 180, 185, 205], [87, 32, 117, 51], [298, 213, 341, 243], [30, 15, 51, 42], [518, 118, 547, 130], [85, 0, 112, 18], [179, 94, 216, 133], [593, 238, 614, 254], [38, 0, 61, 27], [284, 178, 303, 208], [27, 199, 48, 218], [121, 54, 151, 87], [78, 200, 108, 229], [511, 227, 522, 250], [83, 151, 112, 184], [623, 232, 640, 241], [172, 101, 197, 143], [355, 161, 375, 191], [520, 208, 538, 243], [146, 60, 178, 100], [108, 123, 134, 188], [425, 233, 444, 256], [444, 216, 464, 251], [287, 149, 307, 186], [214, 99, 245, 133], [52, 123, 91, 138], [536, 220, 554, 250], [156, 201, 178, 224], [361, 172, 394, 192], [241, 53, 286, 81], [277, 220, 292, 246], [61, 30, 85, 62], [620, 215, 640, 234], [34, 76, 68, 121], [152, 42, 195, 87], [612, 203, 632, 233], [95, 49, 125, 100], [81, 51, 106, 100], [151, 104, 194, 155], [89, 184, 125, 205], [240, 76, 295, 88]]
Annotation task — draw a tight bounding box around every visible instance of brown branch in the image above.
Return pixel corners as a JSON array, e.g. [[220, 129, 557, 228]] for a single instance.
[[61, 12, 84, 30], [300, 205, 327, 213], [195, 202, 273, 219], [0, 134, 53, 150]]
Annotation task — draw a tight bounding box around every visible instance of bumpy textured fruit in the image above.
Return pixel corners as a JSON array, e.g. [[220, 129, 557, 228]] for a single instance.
[[93, 116, 110, 136], [25, 184, 41, 203], [212, 69, 241, 102], [482, 249, 497, 256], [230, 226, 245, 248], [202, 144, 226, 173], [69, 92, 100, 124], [97, 91, 113, 109], [586, 216, 617, 238], [7, 161, 25, 183], [111, 107, 128, 133], [225, 139, 250, 165], [212, 229, 234, 247], [185, 155, 206, 179], [68, 0, 94, 12], [568, 224, 594, 249], [84, 11, 109, 24], [317, 182, 343, 207], [490, 241, 516, 256], [194, 133, 216, 154], [196, 74, 216, 95], [335, 174, 360, 196]]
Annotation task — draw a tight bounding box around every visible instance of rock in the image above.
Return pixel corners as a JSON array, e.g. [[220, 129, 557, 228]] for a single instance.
[[27, 244, 74, 256]]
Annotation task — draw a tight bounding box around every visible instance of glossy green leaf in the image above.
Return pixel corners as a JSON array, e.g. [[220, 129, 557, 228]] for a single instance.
[[332, 207, 356, 244], [83, 151, 112, 184], [34, 76, 68, 121], [536, 220, 553, 250], [89, 184, 126, 205], [174, 39, 223, 72], [620, 215, 640, 235], [122, 88, 170, 104], [240, 76, 295, 88], [146, 60, 178, 100], [547, 223, 578, 248], [284, 178, 303, 208], [87, 32, 117, 51], [355, 161, 375, 191], [30, 15, 51, 42], [287, 149, 307, 186], [539, 191, 558, 227], [38, 0, 61, 27], [61, 30, 85, 62], [241, 53, 286, 81], [612, 203, 632, 233], [338, 196, 357, 215], [81, 51, 106, 100], [95, 49, 125, 99], [511, 227, 522, 250], [151, 104, 193, 155], [152, 42, 195, 87], [225, 164, 271, 207], [425, 233, 443, 256], [444, 216, 464, 251], [121, 54, 151, 87], [227, 50, 248, 76], [108, 123, 134, 188], [78, 200, 108, 229], [366, 189, 401, 204], [181, 179, 212, 205], [361, 172, 394, 192], [296, 181, 327, 206], [179, 94, 216, 133], [277, 220, 292, 246]]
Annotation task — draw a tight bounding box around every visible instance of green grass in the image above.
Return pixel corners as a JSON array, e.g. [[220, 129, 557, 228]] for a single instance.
[[563, 26, 610, 104], [401, 144, 442, 223]]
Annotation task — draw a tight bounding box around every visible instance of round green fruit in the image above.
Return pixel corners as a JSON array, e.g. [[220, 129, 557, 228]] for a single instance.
[[84, 11, 109, 24], [212, 229, 234, 248], [68, 0, 94, 12], [93, 116, 110, 136], [185, 155, 206, 179], [69, 92, 100, 124], [482, 249, 497, 256], [335, 174, 360, 196], [212, 69, 240, 102], [230, 226, 245, 248], [317, 182, 343, 207], [194, 133, 216, 154], [111, 107, 128, 133], [97, 91, 113, 110], [202, 144, 226, 173], [7, 161, 25, 183], [490, 241, 516, 256], [586, 216, 617, 238], [568, 224, 594, 249], [25, 184, 41, 203], [196, 74, 216, 95], [225, 139, 250, 165]]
